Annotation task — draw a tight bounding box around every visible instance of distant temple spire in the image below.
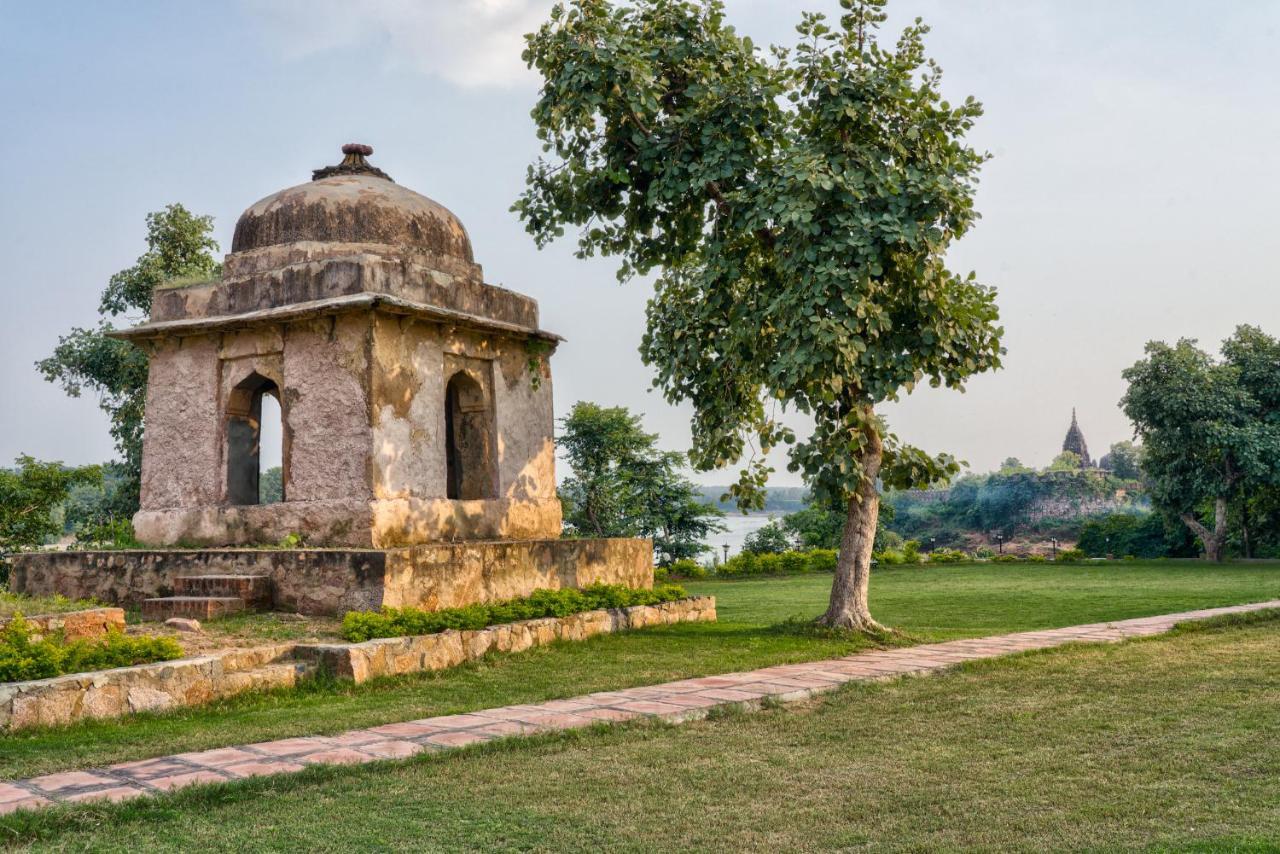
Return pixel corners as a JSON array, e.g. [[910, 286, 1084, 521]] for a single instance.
[[1061, 408, 1092, 468]]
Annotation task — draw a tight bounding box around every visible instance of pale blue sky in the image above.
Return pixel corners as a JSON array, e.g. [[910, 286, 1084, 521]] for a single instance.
[[2, 1, 1278, 484]]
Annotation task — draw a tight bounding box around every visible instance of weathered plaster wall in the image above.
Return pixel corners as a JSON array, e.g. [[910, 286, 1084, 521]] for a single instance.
[[134, 307, 559, 547], [138, 336, 221, 512], [366, 317, 561, 545], [284, 315, 373, 503]]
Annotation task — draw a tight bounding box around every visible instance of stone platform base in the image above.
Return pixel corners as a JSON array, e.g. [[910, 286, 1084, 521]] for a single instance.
[[6, 538, 653, 617]]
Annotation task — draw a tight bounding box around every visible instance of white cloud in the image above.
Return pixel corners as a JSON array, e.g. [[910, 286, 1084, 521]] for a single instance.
[[241, 0, 554, 88]]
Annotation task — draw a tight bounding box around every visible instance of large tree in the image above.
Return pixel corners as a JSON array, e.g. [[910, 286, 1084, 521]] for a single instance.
[[558, 401, 725, 565], [38, 205, 221, 515], [518, 0, 1003, 628], [1121, 327, 1280, 561]]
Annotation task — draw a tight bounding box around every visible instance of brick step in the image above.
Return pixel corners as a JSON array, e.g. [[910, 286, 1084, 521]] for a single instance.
[[173, 574, 272, 607], [141, 596, 246, 621]]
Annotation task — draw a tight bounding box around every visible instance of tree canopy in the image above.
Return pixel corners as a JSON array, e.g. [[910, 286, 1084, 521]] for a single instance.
[[38, 204, 220, 515], [1100, 440, 1142, 480], [519, 0, 1002, 627], [558, 401, 725, 565], [1, 456, 101, 554], [1121, 326, 1280, 561]]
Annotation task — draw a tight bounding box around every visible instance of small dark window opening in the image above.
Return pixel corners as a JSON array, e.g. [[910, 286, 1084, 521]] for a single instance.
[[445, 371, 495, 500], [226, 373, 283, 506]]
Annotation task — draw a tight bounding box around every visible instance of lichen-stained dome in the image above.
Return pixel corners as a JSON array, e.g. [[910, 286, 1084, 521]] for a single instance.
[[230, 144, 474, 264]]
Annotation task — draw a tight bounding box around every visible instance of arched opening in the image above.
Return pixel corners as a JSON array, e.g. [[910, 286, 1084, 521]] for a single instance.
[[226, 372, 284, 506], [445, 371, 495, 500], [258, 393, 283, 504]]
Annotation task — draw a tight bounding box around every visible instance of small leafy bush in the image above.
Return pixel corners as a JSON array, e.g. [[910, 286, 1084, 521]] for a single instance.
[[652, 565, 670, 583], [742, 521, 792, 555], [667, 558, 708, 579], [73, 517, 140, 549], [901, 540, 922, 564], [341, 583, 689, 642], [874, 549, 905, 565], [807, 549, 838, 573], [927, 548, 968, 564], [992, 554, 1021, 563], [1, 615, 183, 683], [1056, 548, 1087, 562], [1025, 554, 1049, 563], [718, 548, 838, 577]]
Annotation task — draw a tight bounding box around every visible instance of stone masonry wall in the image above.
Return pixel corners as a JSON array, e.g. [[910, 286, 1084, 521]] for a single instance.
[[295, 596, 715, 684], [383, 538, 653, 611], [7, 538, 653, 617], [0, 608, 125, 641], [0, 644, 303, 731], [0, 597, 715, 731]]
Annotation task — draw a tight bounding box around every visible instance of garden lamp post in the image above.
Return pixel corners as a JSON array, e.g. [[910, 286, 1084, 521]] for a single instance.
[[722, 543, 730, 564], [1051, 538, 1058, 559], [996, 534, 1004, 555], [929, 537, 937, 553]]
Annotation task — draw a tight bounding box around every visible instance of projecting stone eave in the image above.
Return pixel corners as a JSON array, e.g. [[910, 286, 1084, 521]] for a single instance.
[[106, 292, 564, 345]]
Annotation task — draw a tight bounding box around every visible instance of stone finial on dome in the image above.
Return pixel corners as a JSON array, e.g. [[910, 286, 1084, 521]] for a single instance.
[[312, 143, 394, 182]]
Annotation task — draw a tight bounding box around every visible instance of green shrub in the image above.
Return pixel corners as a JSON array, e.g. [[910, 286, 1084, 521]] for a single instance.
[[901, 540, 922, 564], [777, 551, 810, 574], [666, 558, 708, 579], [1025, 554, 1048, 563], [807, 549, 838, 573], [974, 546, 995, 559], [874, 549, 905, 565], [0, 615, 183, 683], [652, 565, 669, 583], [1056, 548, 1087, 562], [341, 583, 689, 643], [742, 521, 792, 555], [718, 548, 842, 577], [927, 548, 967, 564], [992, 554, 1020, 563], [73, 517, 140, 549]]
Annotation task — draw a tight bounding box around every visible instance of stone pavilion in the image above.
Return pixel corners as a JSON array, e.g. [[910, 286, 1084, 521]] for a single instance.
[[10, 145, 650, 616]]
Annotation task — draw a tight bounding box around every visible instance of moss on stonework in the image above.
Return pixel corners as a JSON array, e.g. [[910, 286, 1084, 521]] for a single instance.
[[155, 273, 219, 291]]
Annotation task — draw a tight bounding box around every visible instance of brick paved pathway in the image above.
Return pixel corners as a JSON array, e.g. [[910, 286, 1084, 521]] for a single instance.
[[3, 600, 1277, 816]]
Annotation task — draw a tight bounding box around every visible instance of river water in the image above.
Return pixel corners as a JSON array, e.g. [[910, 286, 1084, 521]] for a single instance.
[[700, 511, 783, 559]]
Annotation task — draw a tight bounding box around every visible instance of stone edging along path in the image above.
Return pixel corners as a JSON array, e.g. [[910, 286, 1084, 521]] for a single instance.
[[2, 599, 1277, 816], [0, 597, 718, 732]]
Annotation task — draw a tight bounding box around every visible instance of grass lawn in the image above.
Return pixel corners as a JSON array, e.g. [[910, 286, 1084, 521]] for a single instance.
[[1, 561, 1278, 783], [6, 611, 1279, 850]]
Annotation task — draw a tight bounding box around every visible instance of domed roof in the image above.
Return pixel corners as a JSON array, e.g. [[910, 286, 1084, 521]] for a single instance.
[[230, 144, 474, 264]]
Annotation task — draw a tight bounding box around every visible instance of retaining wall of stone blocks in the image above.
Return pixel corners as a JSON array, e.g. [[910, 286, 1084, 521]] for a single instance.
[[0, 608, 126, 641], [293, 596, 718, 684], [0, 597, 715, 731], [7, 538, 654, 616], [0, 644, 303, 732]]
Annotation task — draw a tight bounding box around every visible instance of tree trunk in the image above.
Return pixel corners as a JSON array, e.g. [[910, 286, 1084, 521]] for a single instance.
[[1241, 493, 1252, 559], [1181, 497, 1229, 562], [819, 427, 883, 632]]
